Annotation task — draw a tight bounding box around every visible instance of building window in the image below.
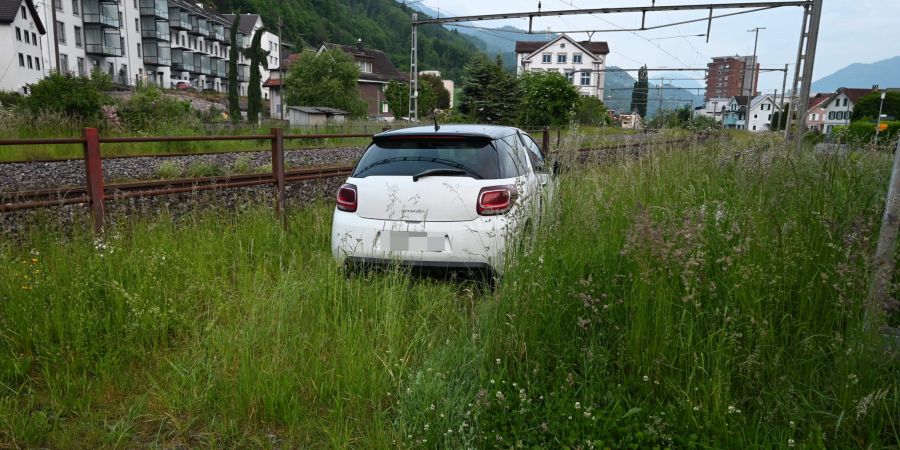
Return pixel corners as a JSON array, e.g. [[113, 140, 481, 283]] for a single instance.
[[74, 26, 82, 47], [580, 72, 590, 86], [56, 21, 66, 45], [842, 98, 848, 107], [565, 70, 574, 83], [72, 0, 79, 15], [381, 101, 388, 113], [77, 57, 85, 76], [15, 27, 22, 41], [35, 58, 39, 70], [27, 55, 33, 69], [60, 54, 69, 73], [828, 111, 834, 120], [18, 53, 24, 67], [572, 53, 582, 64], [557, 54, 567, 64], [21, 6, 26, 19], [542, 53, 551, 64], [135, 18, 138, 32], [54, 0, 62, 12], [137, 43, 141, 57]]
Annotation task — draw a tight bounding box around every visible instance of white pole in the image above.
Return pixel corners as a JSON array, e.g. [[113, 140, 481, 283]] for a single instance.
[[875, 90, 887, 143]]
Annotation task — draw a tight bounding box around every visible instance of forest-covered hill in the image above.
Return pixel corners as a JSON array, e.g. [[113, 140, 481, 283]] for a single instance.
[[210, 0, 481, 80]]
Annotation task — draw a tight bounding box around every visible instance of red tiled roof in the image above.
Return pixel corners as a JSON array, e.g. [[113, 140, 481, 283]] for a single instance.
[[840, 87, 876, 104], [263, 78, 282, 88], [807, 93, 831, 109], [515, 40, 609, 56]]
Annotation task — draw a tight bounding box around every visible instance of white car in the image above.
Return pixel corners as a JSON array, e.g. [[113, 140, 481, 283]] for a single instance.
[[331, 124, 554, 277]]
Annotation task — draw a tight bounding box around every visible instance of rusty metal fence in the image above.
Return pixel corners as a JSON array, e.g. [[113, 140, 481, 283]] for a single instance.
[[1, 127, 553, 233]]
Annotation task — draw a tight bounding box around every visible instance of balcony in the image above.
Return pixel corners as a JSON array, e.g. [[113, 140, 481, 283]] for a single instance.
[[211, 24, 224, 42], [191, 17, 209, 36], [141, 17, 170, 41], [172, 49, 194, 72], [215, 59, 226, 78], [143, 40, 171, 66], [84, 26, 121, 56], [139, 0, 167, 19], [168, 8, 189, 30], [82, 0, 119, 28], [237, 65, 248, 82]]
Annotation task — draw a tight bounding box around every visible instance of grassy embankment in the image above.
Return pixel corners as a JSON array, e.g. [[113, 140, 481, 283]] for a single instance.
[[1, 134, 898, 448]]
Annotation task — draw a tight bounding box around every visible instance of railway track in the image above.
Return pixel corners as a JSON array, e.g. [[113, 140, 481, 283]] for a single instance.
[[2, 137, 708, 213], [1, 165, 352, 212]]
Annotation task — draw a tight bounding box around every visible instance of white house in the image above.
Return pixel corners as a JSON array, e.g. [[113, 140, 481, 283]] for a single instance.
[[514, 34, 609, 99], [695, 97, 733, 123], [747, 94, 781, 132], [821, 87, 875, 134], [1, 0, 46, 93]]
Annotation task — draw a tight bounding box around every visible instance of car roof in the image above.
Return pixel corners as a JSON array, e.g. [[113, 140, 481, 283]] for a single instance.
[[375, 124, 523, 140]]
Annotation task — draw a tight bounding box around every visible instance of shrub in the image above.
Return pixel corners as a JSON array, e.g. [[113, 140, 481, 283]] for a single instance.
[[118, 85, 201, 133], [21, 70, 112, 120], [0, 91, 23, 107], [187, 161, 223, 177], [574, 96, 611, 127], [155, 160, 183, 179]]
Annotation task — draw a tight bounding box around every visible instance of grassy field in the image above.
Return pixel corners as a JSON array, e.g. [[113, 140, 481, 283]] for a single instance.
[[1, 135, 899, 448]]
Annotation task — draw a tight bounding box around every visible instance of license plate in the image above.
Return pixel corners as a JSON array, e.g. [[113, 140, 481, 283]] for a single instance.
[[382, 231, 445, 252]]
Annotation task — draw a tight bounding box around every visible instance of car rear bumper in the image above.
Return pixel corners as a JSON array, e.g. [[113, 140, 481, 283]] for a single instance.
[[331, 210, 514, 273]]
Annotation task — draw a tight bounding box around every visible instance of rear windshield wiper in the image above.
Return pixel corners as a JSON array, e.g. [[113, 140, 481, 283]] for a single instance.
[[412, 168, 468, 182], [356, 157, 484, 179]]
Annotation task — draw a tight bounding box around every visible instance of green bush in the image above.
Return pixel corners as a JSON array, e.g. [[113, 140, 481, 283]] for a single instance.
[[574, 96, 611, 127], [187, 161, 223, 177], [118, 85, 201, 133], [0, 91, 23, 107], [155, 160, 183, 179], [833, 120, 900, 145], [21, 70, 112, 120]]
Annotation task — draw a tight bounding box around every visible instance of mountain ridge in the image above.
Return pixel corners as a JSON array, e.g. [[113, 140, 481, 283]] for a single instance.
[[811, 56, 900, 92]]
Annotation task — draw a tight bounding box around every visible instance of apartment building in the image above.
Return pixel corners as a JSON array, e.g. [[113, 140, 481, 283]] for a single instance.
[[1, 0, 46, 93], [1, 0, 276, 96], [705, 55, 758, 101], [222, 13, 278, 98], [514, 34, 609, 99]]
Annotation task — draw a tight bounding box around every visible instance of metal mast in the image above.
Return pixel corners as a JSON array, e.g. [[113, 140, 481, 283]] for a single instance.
[[409, 12, 418, 121], [787, 0, 823, 152]]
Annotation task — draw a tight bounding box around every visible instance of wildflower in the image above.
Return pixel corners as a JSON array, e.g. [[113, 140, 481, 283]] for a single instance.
[[575, 402, 581, 410], [789, 421, 795, 428], [787, 438, 795, 447], [643, 375, 650, 382], [429, 404, 435, 410], [496, 358, 501, 365], [423, 424, 429, 431], [30, 258, 37, 264]]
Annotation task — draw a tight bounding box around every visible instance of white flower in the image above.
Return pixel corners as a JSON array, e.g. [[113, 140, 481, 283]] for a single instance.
[[642, 375, 650, 382], [574, 402, 581, 410], [787, 438, 795, 447]]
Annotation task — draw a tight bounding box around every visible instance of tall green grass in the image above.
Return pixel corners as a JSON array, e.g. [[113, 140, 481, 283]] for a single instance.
[[1, 136, 898, 448]]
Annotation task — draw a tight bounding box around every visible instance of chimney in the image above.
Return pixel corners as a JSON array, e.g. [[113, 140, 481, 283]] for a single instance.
[[356, 38, 364, 52]]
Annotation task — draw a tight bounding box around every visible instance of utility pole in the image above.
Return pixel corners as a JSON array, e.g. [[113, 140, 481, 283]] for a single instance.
[[409, 12, 418, 122], [278, 15, 284, 123], [745, 27, 765, 130], [791, 0, 823, 153]]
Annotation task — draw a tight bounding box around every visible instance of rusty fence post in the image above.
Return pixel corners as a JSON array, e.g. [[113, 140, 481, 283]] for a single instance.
[[542, 126, 551, 154], [82, 127, 105, 234], [271, 127, 286, 226]]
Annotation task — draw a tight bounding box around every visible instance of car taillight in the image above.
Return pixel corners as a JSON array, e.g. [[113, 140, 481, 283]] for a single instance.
[[477, 185, 517, 216], [336, 183, 357, 212]]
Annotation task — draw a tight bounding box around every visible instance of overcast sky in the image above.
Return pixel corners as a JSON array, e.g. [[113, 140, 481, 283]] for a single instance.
[[416, 0, 899, 92]]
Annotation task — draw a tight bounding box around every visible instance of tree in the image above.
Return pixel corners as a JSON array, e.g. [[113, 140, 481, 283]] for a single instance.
[[630, 65, 649, 117], [417, 81, 437, 119], [517, 71, 580, 128], [384, 80, 409, 119], [419, 73, 450, 110], [771, 102, 790, 131], [459, 54, 519, 124], [851, 91, 900, 121], [227, 15, 241, 124], [282, 48, 367, 117], [22, 69, 112, 119], [243, 28, 269, 124], [575, 96, 611, 127]]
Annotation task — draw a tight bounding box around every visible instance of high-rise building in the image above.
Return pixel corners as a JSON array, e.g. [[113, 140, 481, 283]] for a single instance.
[[0, 0, 277, 97], [705, 55, 758, 101]]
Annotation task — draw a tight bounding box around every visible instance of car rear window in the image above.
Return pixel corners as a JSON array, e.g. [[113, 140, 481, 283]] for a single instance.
[[352, 137, 502, 179]]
